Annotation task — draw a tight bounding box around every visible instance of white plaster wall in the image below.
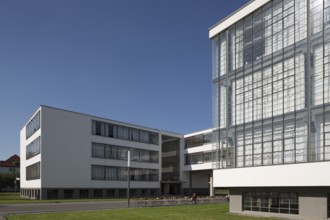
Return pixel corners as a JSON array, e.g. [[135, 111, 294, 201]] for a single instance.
[[182, 162, 213, 171], [40, 106, 162, 189], [184, 143, 213, 154], [40, 107, 91, 188], [191, 172, 210, 188], [213, 162, 330, 187], [20, 107, 42, 189]]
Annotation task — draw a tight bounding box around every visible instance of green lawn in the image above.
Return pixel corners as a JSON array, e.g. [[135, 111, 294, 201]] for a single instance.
[[2, 193, 282, 220], [0, 192, 124, 204], [0, 192, 38, 204], [6, 204, 281, 220]]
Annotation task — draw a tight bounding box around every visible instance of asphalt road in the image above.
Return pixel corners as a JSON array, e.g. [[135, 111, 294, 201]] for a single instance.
[[0, 200, 130, 215]]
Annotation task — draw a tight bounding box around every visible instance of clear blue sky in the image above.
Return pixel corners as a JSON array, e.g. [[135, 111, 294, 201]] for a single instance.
[[0, 0, 249, 160]]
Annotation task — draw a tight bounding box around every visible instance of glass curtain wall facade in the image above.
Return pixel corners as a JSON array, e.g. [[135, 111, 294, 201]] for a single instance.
[[161, 135, 180, 181], [161, 135, 181, 195], [212, 0, 330, 169]]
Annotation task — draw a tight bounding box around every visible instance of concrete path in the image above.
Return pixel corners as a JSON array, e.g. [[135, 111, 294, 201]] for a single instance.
[[0, 200, 130, 215]]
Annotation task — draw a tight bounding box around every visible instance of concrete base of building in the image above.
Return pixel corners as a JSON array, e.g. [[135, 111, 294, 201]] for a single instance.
[[20, 188, 161, 200], [20, 188, 41, 199], [228, 187, 330, 220], [21, 188, 212, 200]]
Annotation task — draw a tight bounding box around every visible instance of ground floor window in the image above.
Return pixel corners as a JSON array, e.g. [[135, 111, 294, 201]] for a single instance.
[[243, 192, 299, 215], [47, 190, 59, 199], [94, 189, 103, 198], [107, 189, 115, 197], [64, 189, 73, 199], [141, 189, 149, 197], [80, 189, 89, 199], [119, 189, 127, 197], [130, 189, 138, 197], [151, 189, 158, 196]]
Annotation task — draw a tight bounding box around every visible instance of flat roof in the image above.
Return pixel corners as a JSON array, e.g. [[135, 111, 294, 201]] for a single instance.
[[209, 0, 271, 39], [184, 128, 213, 138], [23, 105, 212, 137], [22, 105, 213, 137], [39, 105, 183, 136]]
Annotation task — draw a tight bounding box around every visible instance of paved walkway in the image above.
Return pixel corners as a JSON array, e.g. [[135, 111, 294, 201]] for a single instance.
[[0, 200, 130, 215]]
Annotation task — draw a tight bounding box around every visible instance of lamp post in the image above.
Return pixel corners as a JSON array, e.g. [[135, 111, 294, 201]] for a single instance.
[[127, 149, 131, 208]]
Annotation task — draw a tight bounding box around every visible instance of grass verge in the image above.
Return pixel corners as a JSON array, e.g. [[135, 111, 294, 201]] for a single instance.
[[6, 204, 281, 220]]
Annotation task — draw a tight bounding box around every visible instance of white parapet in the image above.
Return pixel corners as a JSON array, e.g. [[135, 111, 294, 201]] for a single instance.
[[209, 0, 271, 39], [213, 161, 330, 187]]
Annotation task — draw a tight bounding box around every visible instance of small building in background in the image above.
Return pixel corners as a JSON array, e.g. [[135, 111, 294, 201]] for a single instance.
[[0, 154, 20, 192], [0, 154, 20, 174]]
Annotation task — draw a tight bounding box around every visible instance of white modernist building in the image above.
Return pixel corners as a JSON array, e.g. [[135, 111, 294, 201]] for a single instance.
[[20, 0, 330, 219], [210, 0, 330, 219], [20, 106, 212, 200]]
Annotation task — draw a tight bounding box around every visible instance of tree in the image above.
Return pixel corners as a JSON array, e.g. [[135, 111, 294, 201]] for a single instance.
[[0, 172, 18, 192]]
